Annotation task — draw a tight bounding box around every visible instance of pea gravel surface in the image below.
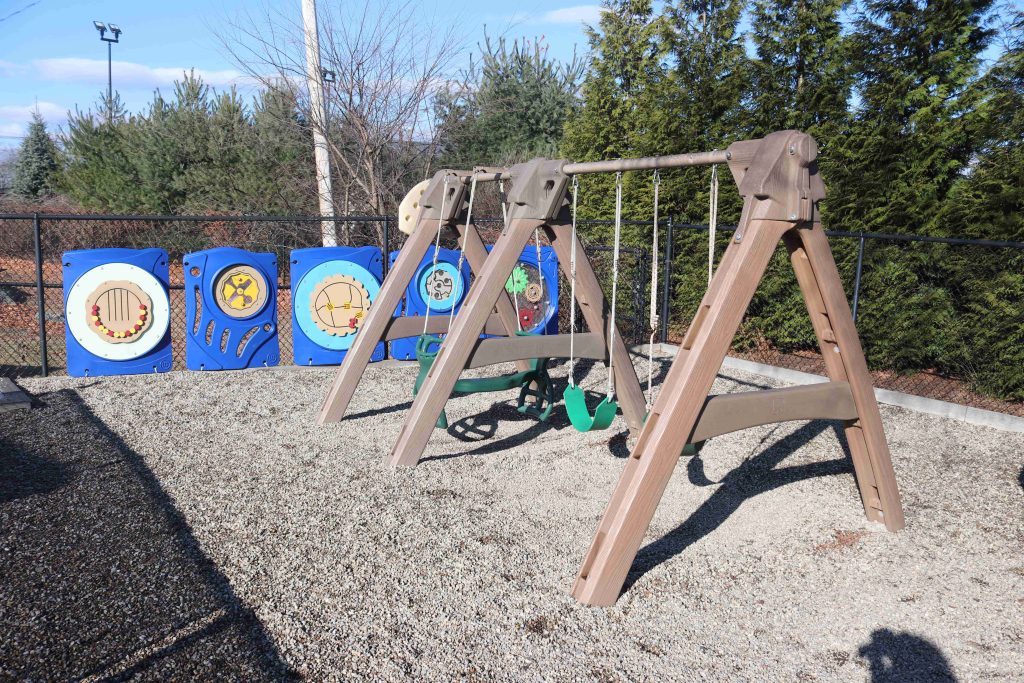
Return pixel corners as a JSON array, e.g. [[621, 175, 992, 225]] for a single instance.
[[3, 355, 1023, 682]]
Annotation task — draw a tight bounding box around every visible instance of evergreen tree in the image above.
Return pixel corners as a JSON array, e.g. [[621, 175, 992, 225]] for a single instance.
[[437, 34, 585, 167], [561, 0, 670, 242], [830, 0, 996, 235], [746, 0, 851, 146], [11, 112, 59, 198]]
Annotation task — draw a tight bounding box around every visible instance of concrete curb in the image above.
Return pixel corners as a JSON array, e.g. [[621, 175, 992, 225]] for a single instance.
[[639, 343, 1024, 434]]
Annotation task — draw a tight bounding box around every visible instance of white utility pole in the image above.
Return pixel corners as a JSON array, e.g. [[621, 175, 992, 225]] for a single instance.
[[301, 0, 337, 246]]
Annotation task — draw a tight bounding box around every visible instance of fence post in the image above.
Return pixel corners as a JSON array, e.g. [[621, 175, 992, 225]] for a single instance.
[[659, 216, 674, 344], [32, 213, 49, 377], [852, 234, 865, 322]]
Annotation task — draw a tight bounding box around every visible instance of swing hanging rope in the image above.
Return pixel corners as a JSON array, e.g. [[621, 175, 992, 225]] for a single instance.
[[447, 174, 477, 334], [422, 174, 451, 336], [646, 170, 661, 411], [607, 171, 623, 401], [708, 164, 719, 287], [567, 175, 579, 387]]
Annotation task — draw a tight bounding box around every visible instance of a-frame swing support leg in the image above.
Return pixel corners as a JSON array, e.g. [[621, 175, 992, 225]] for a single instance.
[[318, 171, 526, 425], [570, 212, 905, 606], [387, 214, 647, 468]]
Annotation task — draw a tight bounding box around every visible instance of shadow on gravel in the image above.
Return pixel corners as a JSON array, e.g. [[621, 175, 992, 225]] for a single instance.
[[0, 389, 297, 681], [858, 628, 957, 682], [623, 419, 854, 592], [1018, 464, 1023, 492]]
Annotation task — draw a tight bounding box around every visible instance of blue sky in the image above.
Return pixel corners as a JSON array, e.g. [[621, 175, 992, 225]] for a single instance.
[[0, 0, 601, 148]]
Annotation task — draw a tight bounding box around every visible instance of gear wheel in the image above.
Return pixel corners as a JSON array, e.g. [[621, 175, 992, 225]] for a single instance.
[[524, 282, 543, 303], [505, 265, 529, 294]]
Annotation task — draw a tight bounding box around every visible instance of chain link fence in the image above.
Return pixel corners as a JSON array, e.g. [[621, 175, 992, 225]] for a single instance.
[[2, 212, 1022, 419], [658, 220, 1024, 418], [0, 213, 649, 378]]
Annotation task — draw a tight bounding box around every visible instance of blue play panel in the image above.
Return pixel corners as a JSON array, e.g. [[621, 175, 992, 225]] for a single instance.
[[183, 247, 279, 371], [290, 246, 385, 366], [62, 248, 173, 377], [484, 245, 559, 337], [388, 247, 470, 360]]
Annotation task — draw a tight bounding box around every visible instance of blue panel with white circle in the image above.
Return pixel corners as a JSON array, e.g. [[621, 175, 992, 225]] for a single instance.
[[62, 248, 173, 377], [388, 247, 470, 360], [291, 246, 385, 366], [184, 247, 279, 371]]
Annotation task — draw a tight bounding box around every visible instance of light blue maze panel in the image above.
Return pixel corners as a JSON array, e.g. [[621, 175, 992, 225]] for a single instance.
[[290, 246, 385, 366], [485, 245, 559, 336], [183, 247, 279, 371], [62, 248, 173, 377], [388, 248, 470, 360]]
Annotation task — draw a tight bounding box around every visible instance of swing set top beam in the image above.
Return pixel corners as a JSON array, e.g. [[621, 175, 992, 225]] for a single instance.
[[458, 149, 731, 184]]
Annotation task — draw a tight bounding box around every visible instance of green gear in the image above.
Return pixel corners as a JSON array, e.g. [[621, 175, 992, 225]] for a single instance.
[[505, 266, 529, 294]]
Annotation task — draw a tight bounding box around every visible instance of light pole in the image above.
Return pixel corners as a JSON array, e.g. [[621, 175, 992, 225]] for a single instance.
[[93, 21, 122, 123]]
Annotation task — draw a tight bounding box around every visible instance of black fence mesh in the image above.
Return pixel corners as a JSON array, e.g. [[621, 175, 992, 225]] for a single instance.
[[0, 215, 387, 377], [661, 222, 1024, 418], [2, 212, 1022, 419]]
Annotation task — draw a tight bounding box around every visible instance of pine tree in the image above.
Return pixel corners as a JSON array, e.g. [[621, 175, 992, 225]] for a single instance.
[[746, 0, 851, 146], [830, 0, 996, 235], [11, 112, 59, 198], [561, 0, 670, 241], [437, 34, 585, 167]]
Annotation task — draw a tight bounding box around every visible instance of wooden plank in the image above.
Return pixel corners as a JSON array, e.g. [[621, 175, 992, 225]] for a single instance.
[[689, 381, 857, 444], [0, 377, 30, 413], [792, 225, 905, 530], [466, 332, 605, 369], [388, 218, 545, 467]]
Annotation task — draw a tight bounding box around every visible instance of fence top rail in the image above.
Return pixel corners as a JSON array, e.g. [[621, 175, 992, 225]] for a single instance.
[[0, 212, 391, 223]]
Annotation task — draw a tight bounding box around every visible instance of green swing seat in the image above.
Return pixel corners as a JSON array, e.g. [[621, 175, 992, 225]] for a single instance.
[[563, 384, 618, 432], [413, 332, 556, 429]]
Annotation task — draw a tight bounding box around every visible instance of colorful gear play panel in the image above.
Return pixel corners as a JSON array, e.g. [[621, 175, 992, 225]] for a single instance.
[[184, 247, 279, 371], [486, 246, 559, 336], [86, 280, 153, 343], [215, 264, 268, 318], [63, 248, 173, 377], [311, 274, 371, 336], [291, 246, 385, 365], [388, 248, 470, 360]]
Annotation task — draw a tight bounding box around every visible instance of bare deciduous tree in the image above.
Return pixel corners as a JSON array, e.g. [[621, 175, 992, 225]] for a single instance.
[[219, 0, 463, 243]]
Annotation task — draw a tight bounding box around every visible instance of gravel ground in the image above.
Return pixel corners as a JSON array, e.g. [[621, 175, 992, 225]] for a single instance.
[[3, 355, 1023, 682]]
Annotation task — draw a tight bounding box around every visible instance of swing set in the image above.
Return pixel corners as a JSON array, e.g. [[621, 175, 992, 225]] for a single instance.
[[317, 130, 905, 606]]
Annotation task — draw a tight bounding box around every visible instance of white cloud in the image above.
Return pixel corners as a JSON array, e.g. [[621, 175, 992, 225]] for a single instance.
[[0, 122, 25, 137], [33, 58, 251, 89], [541, 5, 603, 25], [0, 101, 68, 132]]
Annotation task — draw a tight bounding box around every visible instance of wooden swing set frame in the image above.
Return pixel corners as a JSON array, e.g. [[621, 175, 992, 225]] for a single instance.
[[319, 130, 905, 607]]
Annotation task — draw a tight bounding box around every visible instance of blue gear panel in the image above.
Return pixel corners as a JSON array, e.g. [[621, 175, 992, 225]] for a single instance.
[[183, 247, 279, 370], [485, 245, 559, 336], [290, 246, 385, 366], [388, 247, 470, 360], [62, 248, 173, 377]]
